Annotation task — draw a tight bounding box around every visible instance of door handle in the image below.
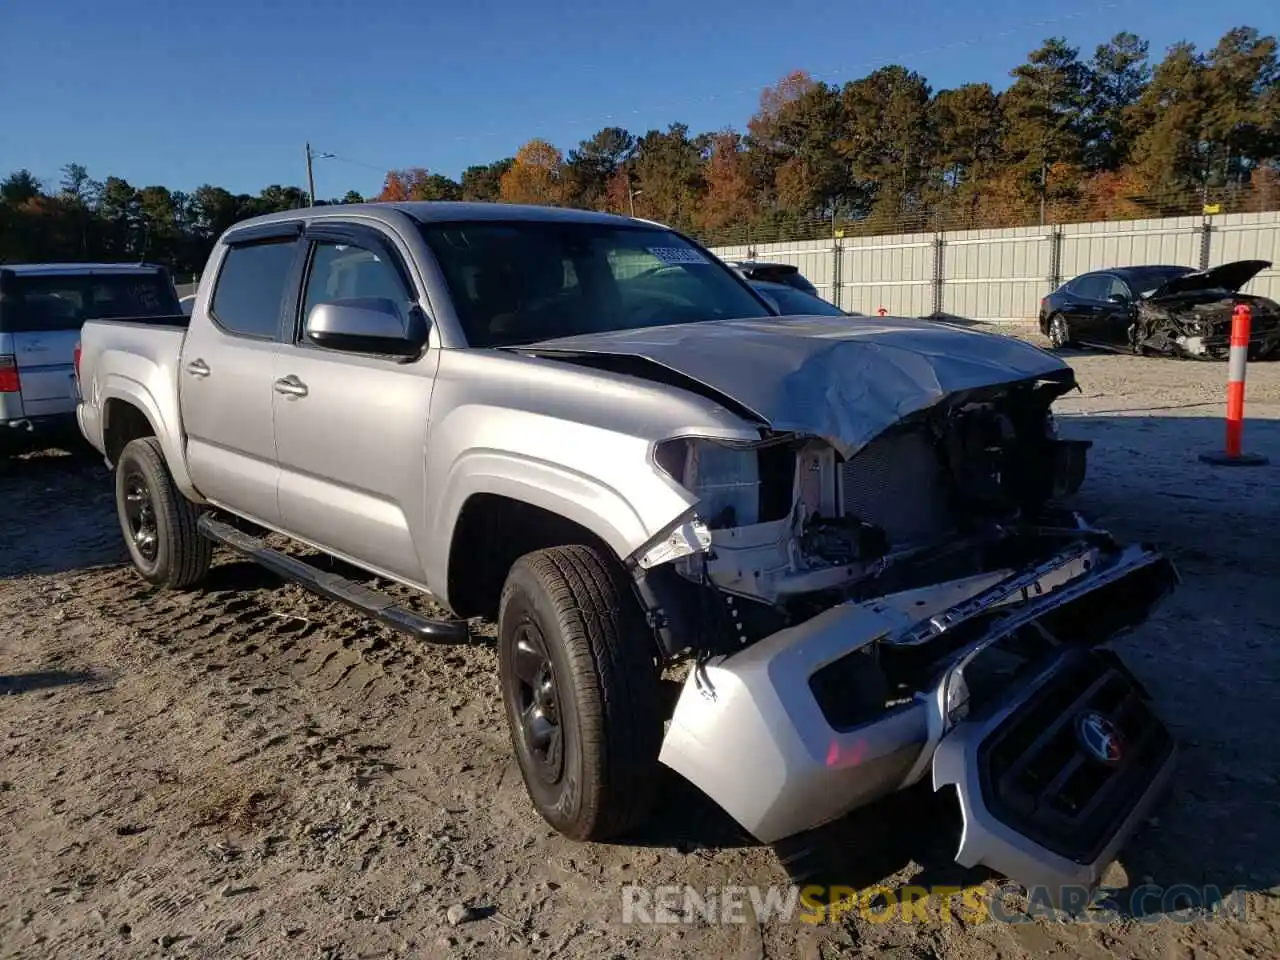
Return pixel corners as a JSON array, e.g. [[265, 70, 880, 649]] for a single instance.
[[273, 375, 309, 399], [185, 358, 210, 378]]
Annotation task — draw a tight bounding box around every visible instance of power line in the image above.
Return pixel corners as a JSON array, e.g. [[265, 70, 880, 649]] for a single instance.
[[324, 153, 392, 174]]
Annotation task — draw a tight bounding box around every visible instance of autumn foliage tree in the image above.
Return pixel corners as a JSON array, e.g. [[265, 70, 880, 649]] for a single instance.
[[3, 24, 1277, 273], [500, 140, 566, 206], [377, 168, 461, 202], [697, 132, 758, 232]]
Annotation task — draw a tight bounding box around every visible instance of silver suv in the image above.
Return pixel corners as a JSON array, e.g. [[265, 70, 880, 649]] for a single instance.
[[1, 263, 180, 447]]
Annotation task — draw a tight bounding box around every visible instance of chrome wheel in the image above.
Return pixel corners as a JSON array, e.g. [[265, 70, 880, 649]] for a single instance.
[[1049, 314, 1071, 348]]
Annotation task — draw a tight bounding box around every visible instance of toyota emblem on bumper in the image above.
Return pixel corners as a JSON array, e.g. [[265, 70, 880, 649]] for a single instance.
[[1076, 711, 1123, 764]]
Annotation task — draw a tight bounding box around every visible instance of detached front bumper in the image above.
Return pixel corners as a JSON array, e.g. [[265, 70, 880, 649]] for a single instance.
[[1154, 313, 1280, 360], [933, 648, 1176, 906], [659, 541, 1178, 904], [1174, 331, 1280, 360]]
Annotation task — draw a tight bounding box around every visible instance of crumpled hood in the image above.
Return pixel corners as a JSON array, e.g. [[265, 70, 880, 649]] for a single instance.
[[518, 315, 1073, 457], [1150, 259, 1271, 299]]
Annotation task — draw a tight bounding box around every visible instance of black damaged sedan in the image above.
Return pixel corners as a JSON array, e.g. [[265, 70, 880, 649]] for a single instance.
[[1038, 260, 1280, 359]]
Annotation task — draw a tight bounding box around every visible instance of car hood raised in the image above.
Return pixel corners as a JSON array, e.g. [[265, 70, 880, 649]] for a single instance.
[[517, 315, 1073, 457], [1149, 259, 1271, 299]]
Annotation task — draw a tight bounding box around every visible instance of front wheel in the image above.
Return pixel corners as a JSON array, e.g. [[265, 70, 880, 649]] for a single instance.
[[1047, 313, 1074, 349], [498, 545, 663, 841], [114, 437, 212, 589]]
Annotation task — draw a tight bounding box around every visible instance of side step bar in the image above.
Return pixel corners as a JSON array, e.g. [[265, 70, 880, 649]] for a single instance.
[[197, 515, 470, 644]]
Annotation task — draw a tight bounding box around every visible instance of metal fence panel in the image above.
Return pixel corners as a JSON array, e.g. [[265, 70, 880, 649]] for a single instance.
[[941, 230, 1050, 321], [709, 210, 1279, 323], [1212, 211, 1280, 300], [1058, 217, 1204, 283], [839, 233, 933, 315]]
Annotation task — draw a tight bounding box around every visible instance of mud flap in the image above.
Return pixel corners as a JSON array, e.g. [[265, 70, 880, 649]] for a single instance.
[[932, 649, 1176, 910]]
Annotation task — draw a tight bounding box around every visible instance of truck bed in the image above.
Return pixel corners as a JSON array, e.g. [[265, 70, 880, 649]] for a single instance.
[[76, 317, 190, 468]]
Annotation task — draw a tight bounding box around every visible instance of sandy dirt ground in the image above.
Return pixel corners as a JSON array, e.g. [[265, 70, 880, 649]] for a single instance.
[[3, 342, 1279, 959]]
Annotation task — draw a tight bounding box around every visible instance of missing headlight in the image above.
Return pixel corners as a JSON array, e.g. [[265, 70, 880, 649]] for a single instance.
[[654, 436, 798, 529]]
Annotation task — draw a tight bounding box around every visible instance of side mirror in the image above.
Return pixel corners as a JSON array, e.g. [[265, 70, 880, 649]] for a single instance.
[[1107, 293, 1128, 305], [305, 298, 426, 357]]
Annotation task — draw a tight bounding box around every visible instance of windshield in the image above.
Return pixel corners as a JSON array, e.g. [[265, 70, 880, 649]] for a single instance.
[[1124, 266, 1194, 297], [419, 221, 772, 347], [752, 282, 845, 317], [0, 271, 180, 333]]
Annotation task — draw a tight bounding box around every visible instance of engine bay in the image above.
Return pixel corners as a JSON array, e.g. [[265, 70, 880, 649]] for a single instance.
[[636, 380, 1095, 669], [1134, 294, 1280, 358]]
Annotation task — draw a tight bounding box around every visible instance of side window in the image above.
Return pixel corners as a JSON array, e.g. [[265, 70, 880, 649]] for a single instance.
[[1105, 275, 1132, 300], [300, 240, 413, 333], [210, 240, 298, 339], [1072, 274, 1106, 300]]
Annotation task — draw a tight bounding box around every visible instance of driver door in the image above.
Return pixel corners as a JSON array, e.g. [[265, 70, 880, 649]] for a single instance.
[[272, 222, 440, 585]]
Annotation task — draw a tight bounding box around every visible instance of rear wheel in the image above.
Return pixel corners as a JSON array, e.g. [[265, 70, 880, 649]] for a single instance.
[[114, 437, 212, 589], [498, 545, 663, 841], [1047, 313, 1074, 349]]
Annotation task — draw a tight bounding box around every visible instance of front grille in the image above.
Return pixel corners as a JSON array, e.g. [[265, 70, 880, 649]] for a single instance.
[[839, 429, 951, 546], [977, 650, 1172, 864]]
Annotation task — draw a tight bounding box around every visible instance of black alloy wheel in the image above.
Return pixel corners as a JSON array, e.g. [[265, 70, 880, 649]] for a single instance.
[[122, 469, 159, 562], [508, 619, 564, 784]]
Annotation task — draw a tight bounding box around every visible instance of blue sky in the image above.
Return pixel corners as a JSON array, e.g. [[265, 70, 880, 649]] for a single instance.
[[0, 0, 1271, 199]]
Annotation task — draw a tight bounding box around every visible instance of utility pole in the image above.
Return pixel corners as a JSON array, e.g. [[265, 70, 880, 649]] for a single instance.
[[306, 143, 317, 208], [305, 143, 335, 207], [1039, 158, 1047, 227]]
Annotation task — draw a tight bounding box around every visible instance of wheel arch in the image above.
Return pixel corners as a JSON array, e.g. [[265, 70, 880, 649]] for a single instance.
[[445, 490, 633, 621], [99, 378, 202, 502], [430, 451, 680, 615]]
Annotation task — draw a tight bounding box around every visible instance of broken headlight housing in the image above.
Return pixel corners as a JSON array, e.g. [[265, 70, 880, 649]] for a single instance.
[[944, 667, 971, 726], [653, 437, 765, 528], [635, 515, 713, 570]]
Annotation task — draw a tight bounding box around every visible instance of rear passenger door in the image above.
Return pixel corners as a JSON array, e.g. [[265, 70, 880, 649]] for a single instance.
[[271, 222, 439, 585], [180, 225, 304, 527]]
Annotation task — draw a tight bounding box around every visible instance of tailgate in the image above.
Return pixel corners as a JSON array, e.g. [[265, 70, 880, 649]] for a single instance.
[[933, 648, 1175, 908], [12, 329, 80, 407]]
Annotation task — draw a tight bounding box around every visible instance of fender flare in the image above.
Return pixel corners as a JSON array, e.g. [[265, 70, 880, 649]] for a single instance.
[[99, 374, 203, 503], [428, 450, 667, 605]]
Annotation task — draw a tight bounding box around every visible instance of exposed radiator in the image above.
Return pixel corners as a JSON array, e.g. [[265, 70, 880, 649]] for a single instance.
[[839, 428, 953, 548]]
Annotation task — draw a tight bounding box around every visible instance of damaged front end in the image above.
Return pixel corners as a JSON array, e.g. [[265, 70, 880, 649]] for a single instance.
[[627, 369, 1178, 906], [1129, 260, 1280, 359], [1132, 296, 1280, 359]]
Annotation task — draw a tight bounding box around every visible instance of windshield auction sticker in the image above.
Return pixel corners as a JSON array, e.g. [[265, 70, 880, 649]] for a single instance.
[[648, 247, 710, 265]]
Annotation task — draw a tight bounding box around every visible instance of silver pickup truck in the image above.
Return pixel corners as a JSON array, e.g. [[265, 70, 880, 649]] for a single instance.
[[76, 202, 1178, 906]]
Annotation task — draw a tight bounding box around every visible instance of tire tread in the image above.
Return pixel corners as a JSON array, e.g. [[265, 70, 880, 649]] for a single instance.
[[506, 544, 661, 840], [118, 437, 212, 589]]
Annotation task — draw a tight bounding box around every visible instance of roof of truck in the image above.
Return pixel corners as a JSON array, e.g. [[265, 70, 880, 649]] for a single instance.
[[232, 201, 647, 232], [1, 262, 167, 275]]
